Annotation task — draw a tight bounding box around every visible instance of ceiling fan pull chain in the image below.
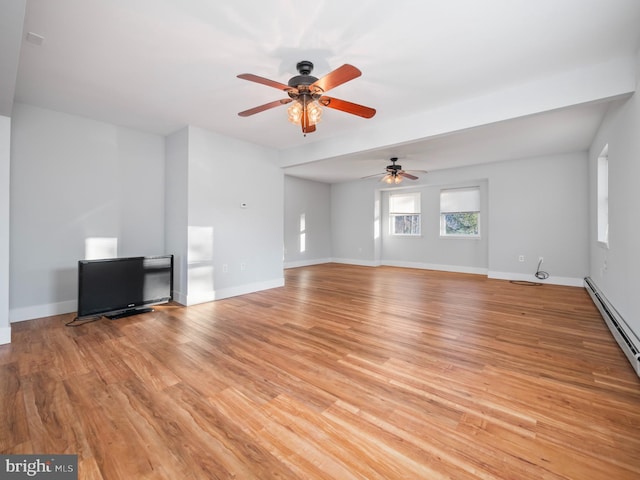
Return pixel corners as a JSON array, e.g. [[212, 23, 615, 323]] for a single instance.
[[302, 96, 308, 134]]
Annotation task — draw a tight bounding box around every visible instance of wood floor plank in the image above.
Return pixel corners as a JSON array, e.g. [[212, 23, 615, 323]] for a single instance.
[[1, 264, 640, 479], [0, 363, 30, 451], [163, 382, 299, 479]]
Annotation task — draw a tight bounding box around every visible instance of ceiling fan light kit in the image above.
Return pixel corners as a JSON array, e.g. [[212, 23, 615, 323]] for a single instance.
[[238, 61, 376, 135], [287, 96, 323, 127], [383, 173, 404, 184], [362, 157, 426, 184]]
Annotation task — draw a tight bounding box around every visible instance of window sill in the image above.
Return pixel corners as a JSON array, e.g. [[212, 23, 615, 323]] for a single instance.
[[440, 235, 481, 240]]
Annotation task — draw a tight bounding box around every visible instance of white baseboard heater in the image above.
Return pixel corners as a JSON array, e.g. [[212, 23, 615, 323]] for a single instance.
[[584, 277, 640, 378]]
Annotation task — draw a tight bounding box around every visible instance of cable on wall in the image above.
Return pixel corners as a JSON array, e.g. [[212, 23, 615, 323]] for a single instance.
[[510, 258, 549, 286], [535, 258, 549, 280]]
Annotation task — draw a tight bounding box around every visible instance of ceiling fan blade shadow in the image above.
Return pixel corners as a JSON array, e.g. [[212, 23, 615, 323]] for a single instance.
[[312, 64, 361, 92], [237, 73, 296, 92], [238, 98, 292, 117], [319, 96, 376, 118], [360, 173, 384, 179]]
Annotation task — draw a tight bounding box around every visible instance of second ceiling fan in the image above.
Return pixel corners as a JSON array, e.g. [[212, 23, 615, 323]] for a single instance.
[[363, 158, 426, 184], [237, 61, 376, 135]]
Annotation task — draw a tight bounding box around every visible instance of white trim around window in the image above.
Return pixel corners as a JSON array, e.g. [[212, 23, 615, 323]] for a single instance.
[[439, 187, 480, 238]]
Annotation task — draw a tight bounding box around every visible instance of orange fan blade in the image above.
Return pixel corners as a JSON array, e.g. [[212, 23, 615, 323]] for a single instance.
[[401, 172, 419, 180], [237, 73, 295, 92], [238, 98, 292, 117], [319, 96, 376, 118], [311, 64, 361, 93]]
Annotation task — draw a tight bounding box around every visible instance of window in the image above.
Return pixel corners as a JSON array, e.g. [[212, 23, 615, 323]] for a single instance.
[[440, 187, 480, 237], [389, 192, 421, 235], [597, 145, 609, 246], [299, 213, 306, 253]]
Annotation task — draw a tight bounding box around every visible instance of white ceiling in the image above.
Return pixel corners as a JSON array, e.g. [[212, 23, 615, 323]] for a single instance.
[[4, 0, 640, 183]]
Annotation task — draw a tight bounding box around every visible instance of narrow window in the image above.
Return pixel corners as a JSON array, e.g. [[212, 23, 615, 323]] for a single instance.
[[597, 145, 609, 246], [389, 192, 421, 236], [440, 187, 480, 237], [299, 213, 306, 253]]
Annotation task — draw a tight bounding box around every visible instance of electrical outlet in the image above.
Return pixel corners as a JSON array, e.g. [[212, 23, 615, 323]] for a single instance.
[[518, 255, 525, 262], [222, 264, 228, 273]]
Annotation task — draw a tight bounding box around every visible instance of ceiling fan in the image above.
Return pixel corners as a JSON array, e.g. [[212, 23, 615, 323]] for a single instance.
[[237, 60, 376, 135], [363, 158, 426, 184]]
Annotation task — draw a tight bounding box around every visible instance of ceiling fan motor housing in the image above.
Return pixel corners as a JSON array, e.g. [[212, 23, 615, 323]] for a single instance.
[[288, 60, 319, 87], [386, 157, 402, 172], [288, 75, 319, 88], [296, 60, 314, 75], [288, 61, 323, 100]]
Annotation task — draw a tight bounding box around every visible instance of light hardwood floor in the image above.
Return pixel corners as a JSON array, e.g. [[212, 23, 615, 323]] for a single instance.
[[1, 264, 639, 479]]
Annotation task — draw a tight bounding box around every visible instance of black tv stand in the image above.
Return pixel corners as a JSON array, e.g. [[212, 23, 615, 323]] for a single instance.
[[106, 307, 154, 320]]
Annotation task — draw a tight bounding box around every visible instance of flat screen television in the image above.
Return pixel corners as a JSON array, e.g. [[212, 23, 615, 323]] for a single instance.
[[77, 255, 173, 319]]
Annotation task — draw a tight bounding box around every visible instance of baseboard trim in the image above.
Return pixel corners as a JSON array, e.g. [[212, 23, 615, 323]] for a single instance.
[[488, 271, 584, 287], [284, 258, 333, 269], [323, 261, 583, 286], [171, 289, 187, 306], [10, 299, 77, 323], [9, 278, 286, 319], [331, 258, 380, 267], [0, 326, 10, 345], [381, 260, 487, 275], [8, 269, 583, 323], [185, 290, 216, 306], [186, 277, 285, 306]]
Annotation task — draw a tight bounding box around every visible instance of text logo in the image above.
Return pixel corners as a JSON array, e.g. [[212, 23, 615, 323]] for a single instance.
[[0, 455, 77, 479]]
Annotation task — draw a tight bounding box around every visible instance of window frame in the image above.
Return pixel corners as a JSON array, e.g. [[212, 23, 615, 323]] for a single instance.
[[439, 187, 481, 238], [597, 145, 609, 248], [389, 192, 421, 236]]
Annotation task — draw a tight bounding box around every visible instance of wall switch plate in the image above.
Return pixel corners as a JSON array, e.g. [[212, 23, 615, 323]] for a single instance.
[[518, 255, 525, 262]]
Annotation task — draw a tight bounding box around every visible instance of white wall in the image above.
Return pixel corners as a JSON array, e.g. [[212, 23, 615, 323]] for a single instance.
[[0, 115, 11, 343], [380, 180, 489, 274], [0, 0, 25, 117], [283, 176, 332, 268], [9, 104, 165, 322], [331, 180, 380, 266], [588, 52, 640, 339], [485, 153, 588, 283], [8, 105, 285, 324], [331, 152, 589, 285], [184, 126, 284, 304]]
